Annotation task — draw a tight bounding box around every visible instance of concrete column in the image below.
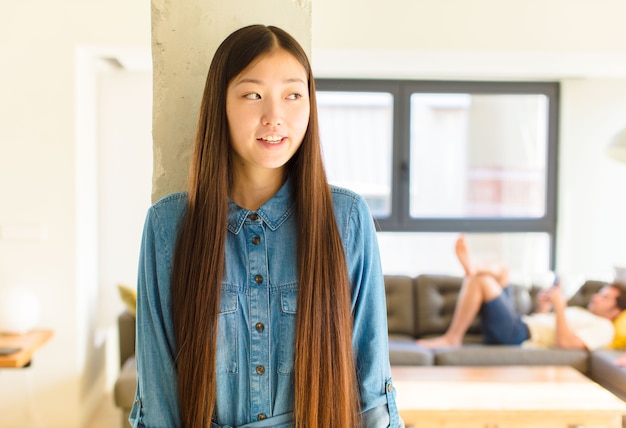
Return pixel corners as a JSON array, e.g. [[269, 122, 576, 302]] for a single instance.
[[151, 0, 312, 202]]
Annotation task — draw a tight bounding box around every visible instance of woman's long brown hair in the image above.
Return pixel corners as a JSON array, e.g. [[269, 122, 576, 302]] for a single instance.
[[171, 25, 360, 427]]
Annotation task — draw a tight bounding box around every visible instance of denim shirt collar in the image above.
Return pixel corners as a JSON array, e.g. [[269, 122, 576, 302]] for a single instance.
[[227, 179, 294, 234]]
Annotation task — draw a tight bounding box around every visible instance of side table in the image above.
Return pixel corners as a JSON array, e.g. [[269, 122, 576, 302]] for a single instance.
[[0, 330, 53, 368]]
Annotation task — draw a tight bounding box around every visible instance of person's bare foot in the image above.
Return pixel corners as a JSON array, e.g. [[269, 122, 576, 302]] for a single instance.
[[416, 335, 461, 349], [455, 234, 475, 277]]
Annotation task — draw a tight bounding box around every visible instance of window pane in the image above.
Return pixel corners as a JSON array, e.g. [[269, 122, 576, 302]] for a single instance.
[[410, 93, 548, 218], [317, 91, 393, 217], [377, 232, 551, 287]]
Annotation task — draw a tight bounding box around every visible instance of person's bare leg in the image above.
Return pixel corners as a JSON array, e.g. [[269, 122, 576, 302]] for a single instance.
[[477, 259, 510, 287], [459, 233, 510, 287], [415, 234, 480, 348], [417, 274, 503, 348], [417, 234, 508, 348], [417, 274, 502, 349], [455, 234, 475, 277]]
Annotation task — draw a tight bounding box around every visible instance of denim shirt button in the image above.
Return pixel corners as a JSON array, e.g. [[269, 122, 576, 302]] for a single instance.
[[387, 382, 393, 392], [249, 213, 258, 221], [255, 275, 263, 284], [252, 236, 261, 245], [255, 322, 265, 332], [257, 413, 267, 420], [256, 365, 265, 375]]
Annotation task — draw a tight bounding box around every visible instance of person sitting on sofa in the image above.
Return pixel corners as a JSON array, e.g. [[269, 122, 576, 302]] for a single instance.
[[417, 234, 626, 351]]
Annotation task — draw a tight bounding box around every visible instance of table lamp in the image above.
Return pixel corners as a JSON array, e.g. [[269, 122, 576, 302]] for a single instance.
[[0, 287, 41, 334], [607, 127, 626, 164]]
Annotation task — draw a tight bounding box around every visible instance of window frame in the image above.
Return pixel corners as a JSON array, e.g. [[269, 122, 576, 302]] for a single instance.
[[315, 79, 560, 268]]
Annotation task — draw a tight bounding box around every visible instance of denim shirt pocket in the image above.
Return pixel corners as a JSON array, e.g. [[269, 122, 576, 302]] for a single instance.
[[216, 289, 239, 373], [277, 290, 297, 374]]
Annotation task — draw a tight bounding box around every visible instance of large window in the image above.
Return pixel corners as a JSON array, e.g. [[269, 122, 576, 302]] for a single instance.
[[316, 80, 559, 276]]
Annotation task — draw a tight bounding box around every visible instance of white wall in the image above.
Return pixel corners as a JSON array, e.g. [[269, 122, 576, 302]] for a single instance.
[[558, 78, 626, 280], [312, 1, 626, 80], [97, 67, 153, 330], [311, 0, 626, 281], [95, 65, 153, 394], [0, 2, 150, 427], [313, 0, 626, 53]]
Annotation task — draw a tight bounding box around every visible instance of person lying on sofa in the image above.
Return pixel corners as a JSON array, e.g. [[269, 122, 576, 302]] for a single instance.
[[417, 234, 626, 351]]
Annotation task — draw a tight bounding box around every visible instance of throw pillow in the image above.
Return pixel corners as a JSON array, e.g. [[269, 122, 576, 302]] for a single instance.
[[117, 284, 137, 317]]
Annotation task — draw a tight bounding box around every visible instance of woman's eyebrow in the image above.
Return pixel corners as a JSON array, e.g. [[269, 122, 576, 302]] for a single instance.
[[285, 77, 307, 85], [234, 77, 262, 85], [233, 77, 307, 86]]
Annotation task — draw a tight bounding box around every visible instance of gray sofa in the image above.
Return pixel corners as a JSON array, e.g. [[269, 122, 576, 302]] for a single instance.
[[386, 274, 626, 399], [114, 274, 626, 425], [115, 310, 137, 426]]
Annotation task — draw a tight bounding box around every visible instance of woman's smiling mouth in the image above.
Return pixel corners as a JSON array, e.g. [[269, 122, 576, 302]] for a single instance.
[[258, 135, 285, 144]]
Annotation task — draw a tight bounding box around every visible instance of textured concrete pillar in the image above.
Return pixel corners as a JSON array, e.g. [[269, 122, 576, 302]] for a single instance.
[[151, 0, 312, 202]]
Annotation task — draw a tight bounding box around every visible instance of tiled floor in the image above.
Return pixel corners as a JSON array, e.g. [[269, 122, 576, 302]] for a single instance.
[[87, 393, 122, 428]]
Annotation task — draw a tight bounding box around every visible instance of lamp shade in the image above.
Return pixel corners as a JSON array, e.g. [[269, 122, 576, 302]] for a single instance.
[[607, 127, 626, 164], [0, 287, 41, 334]]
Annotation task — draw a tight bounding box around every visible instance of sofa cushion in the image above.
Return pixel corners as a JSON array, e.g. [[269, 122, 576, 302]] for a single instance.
[[567, 280, 606, 307], [414, 275, 473, 337], [434, 346, 590, 373], [508, 285, 534, 315], [114, 356, 137, 409], [388, 339, 434, 366], [385, 275, 416, 336], [118, 310, 136, 368], [590, 349, 626, 400]]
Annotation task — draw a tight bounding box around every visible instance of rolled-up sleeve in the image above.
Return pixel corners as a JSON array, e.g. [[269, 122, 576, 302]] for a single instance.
[[131, 198, 184, 427], [342, 194, 404, 428]]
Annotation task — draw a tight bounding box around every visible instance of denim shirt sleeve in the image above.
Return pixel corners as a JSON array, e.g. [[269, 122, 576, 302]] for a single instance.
[[130, 197, 184, 427], [339, 191, 404, 428]]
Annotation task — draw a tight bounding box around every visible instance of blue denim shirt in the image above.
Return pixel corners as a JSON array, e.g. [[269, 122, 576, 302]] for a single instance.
[[130, 181, 402, 427]]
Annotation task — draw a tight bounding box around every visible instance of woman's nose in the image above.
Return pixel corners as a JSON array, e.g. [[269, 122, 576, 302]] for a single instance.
[[262, 99, 282, 126]]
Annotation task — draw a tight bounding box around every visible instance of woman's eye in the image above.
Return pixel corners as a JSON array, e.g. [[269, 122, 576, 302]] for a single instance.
[[286, 93, 302, 100], [244, 93, 261, 100]]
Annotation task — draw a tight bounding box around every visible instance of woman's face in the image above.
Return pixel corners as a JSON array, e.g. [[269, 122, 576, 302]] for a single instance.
[[226, 48, 310, 179]]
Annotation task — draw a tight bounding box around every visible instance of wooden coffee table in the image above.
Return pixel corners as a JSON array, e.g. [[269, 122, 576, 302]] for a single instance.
[[391, 365, 626, 428]]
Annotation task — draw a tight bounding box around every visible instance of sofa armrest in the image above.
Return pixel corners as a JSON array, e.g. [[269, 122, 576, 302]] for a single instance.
[[567, 280, 607, 307], [118, 310, 136, 367]]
